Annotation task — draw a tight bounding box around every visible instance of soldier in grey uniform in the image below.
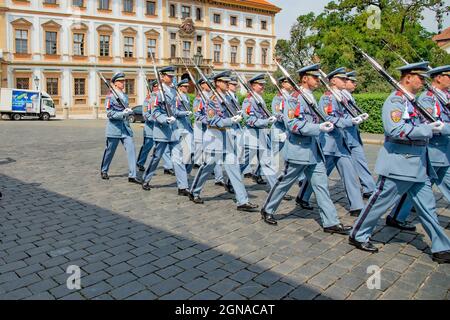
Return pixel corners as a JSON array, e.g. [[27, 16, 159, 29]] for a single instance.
[[189, 71, 258, 212], [342, 71, 376, 199], [136, 80, 174, 173], [175, 78, 194, 176], [296, 68, 365, 216], [193, 78, 225, 186], [387, 65, 450, 232], [100, 72, 140, 184], [349, 62, 450, 264], [141, 66, 191, 196], [260, 64, 351, 236]]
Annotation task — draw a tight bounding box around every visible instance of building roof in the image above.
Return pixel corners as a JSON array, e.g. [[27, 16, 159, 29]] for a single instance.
[[432, 27, 450, 47], [212, 0, 282, 14]]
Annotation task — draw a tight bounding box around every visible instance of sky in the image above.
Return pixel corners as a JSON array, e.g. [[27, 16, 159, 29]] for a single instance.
[[269, 0, 450, 40]]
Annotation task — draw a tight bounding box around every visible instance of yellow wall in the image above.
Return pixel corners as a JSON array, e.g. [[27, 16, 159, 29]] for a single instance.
[[0, 0, 8, 87]]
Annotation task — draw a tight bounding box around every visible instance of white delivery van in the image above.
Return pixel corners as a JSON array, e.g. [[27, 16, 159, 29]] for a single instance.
[[0, 88, 56, 120]]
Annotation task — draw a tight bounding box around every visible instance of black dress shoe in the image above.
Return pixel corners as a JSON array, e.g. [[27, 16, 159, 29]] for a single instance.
[[194, 164, 200, 169], [295, 197, 313, 210], [253, 175, 267, 185], [137, 164, 145, 172], [283, 194, 294, 201], [225, 181, 235, 194], [178, 188, 190, 196], [142, 182, 151, 191], [348, 237, 379, 253], [244, 173, 253, 179], [298, 180, 303, 188], [432, 251, 450, 264], [189, 193, 204, 204], [349, 209, 362, 217], [101, 172, 109, 180], [164, 169, 175, 176], [215, 181, 226, 187], [385, 215, 416, 231], [324, 224, 352, 235], [362, 192, 373, 199], [260, 209, 277, 225], [237, 202, 259, 212], [128, 177, 142, 184]]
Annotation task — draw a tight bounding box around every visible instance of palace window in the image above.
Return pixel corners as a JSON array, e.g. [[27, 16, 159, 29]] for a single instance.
[[98, 0, 109, 10], [74, 78, 86, 96], [261, 20, 267, 30], [45, 31, 57, 55], [99, 35, 110, 56], [169, 4, 176, 18], [15, 30, 28, 54], [16, 78, 29, 89], [230, 16, 237, 26], [181, 6, 190, 19], [147, 38, 156, 59], [196, 8, 202, 21], [124, 36, 134, 58], [261, 47, 268, 65], [46, 78, 59, 96], [73, 33, 85, 56], [170, 32, 177, 40], [170, 44, 176, 58], [125, 79, 135, 95], [213, 14, 221, 24], [246, 18, 253, 28], [214, 44, 221, 63], [230, 46, 237, 64], [183, 41, 191, 58], [247, 47, 253, 64], [44, 0, 57, 4], [123, 0, 133, 12], [73, 0, 84, 7], [146, 1, 155, 15]]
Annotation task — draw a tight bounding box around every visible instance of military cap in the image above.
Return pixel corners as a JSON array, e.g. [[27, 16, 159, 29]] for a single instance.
[[229, 76, 238, 85], [397, 61, 430, 78], [346, 71, 357, 81], [177, 78, 190, 87], [149, 79, 158, 87], [159, 66, 176, 76], [278, 76, 289, 83], [213, 70, 232, 82], [248, 73, 266, 84], [111, 72, 126, 83], [297, 64, 321, 77], [327, 67, 347, 80], [427, 65, 450, 78], [197, 78, 207, 86]]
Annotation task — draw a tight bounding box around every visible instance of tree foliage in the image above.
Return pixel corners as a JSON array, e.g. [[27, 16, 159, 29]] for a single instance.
[[275, 0, 450, 93]]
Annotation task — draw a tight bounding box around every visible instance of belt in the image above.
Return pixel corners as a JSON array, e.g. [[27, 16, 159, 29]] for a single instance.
[[385, 136, 427, 146], [207, 126, 228, 131]]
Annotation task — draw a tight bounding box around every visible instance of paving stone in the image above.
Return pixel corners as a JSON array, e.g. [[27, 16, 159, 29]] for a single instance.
[[260, 281, 294, 299], [189, 290, 221, 300], [183, 277, 214, 294], [149, 278, 183, 296], [209, 278, 241, 296], [81, 282, 113, 299], [109, 281, 146, 299], [160, 288, 193, 300]]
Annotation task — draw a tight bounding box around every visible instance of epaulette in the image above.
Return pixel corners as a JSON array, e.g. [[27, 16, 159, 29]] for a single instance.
[[390, 96, 404, 104], [247, 94, 252, 99], [324, 91, 332, 96], [291, 91, 300, 98], [427, 90, 433, 97], [395, 90, 403, 97]]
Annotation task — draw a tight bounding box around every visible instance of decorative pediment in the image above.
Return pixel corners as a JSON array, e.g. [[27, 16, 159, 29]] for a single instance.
[[144, 29, 160, 37], [71, 22, 88, 31], [96, 24, 113, 33], [121, 27, 137, 35], [245, 39, 256, 46], [212, 35, 224, 43], [228, 37, 240, 45], [260, 40, 270, 47], [11, 18, 32, 28], [41, 20, 62, 29]]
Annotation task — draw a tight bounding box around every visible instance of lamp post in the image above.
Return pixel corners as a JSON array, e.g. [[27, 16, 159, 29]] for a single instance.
[[34, 76, 39, 91]]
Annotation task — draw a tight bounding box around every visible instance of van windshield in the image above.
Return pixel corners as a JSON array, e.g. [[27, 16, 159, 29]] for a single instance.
[[43, 99, 55, 108]]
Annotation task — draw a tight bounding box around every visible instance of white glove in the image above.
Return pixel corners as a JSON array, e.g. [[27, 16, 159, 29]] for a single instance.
[[166, 116, 176, 124], [319, 121, 334, 133], [268, 116, 277, 124], [430, 121, 444, 133], [231, 115, 243, 123], [278, 132, 288, 142], [352, 116, 363, 125], [186, 111, 193, 117], [360, 113, 370, 121], [124, 108, 133, 115]]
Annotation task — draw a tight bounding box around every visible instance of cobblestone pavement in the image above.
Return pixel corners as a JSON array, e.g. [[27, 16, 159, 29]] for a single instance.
[[0, 120, 449, 300]]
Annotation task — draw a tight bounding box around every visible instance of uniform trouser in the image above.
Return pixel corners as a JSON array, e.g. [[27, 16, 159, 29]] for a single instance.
[[101, 136, 137, 178], [195, 133, 224, 183], [351, 176, 450, 253], [142, 140, 189, 189], [389, 165, 450, 223], [350, 144, 376, 194], [190, 152, 249, 206], [298, 155, 364, 211], [240, 147, 277, 186], [136, 137, 173, 170], [240, 145, 262, 176], [263, 161, 340, 228]]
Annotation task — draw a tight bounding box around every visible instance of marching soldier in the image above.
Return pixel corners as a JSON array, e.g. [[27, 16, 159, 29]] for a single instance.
[[342, 71, 376, 198], [100, 72, 140, 184], [136, 80, 174, 173], [349, 62, 450, 264], [193, 78, 226, 186], [387, 65, 450, 232], [141, 66, 191, 196], [176, 78, 195, 175], [296, 68, 365, 216], [189, 71, 258, 212], [260, 64, 352, 236], [241, 74, 280, 191]]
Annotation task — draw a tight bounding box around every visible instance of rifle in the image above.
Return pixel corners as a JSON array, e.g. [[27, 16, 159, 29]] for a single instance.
[[97, 71, 127, 111], [149, 52, 173, 117], [141, 67, 152, 113], [315, 68, 361, 117], [273, 59, 326, 122], [351, 43, 436, 123], [382, 39, 450, 113], [180, 59, 209, 107], [174, 85, 190, 112], [188, 57, 237, 117], [233, 71, 271, 118]]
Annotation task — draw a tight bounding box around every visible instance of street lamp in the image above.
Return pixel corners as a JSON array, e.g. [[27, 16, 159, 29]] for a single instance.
[[34, 76, 39, 91], [193, 52, 203, 66]]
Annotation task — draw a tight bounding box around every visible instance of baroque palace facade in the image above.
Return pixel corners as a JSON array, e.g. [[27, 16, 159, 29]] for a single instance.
[[0, 0, 280, 112]]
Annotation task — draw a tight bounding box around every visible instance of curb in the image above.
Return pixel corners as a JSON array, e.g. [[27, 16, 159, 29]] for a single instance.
[[362, 138, 383, 146]]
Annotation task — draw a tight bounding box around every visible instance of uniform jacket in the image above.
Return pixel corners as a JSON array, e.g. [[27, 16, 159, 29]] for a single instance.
[[193, 92, 209, 143], [152, 83, 180, 142], [105, 91, 134, 138], [270, 91, 291, 142], [341, 89, 363, 147], [175, 92, 193, 134], [243, 93, 270, 149], [142, 93, 155, 138]]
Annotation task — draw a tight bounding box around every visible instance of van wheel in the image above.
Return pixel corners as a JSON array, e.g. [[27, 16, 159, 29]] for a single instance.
[[128, 115, 135, 123], [12, 113, 21, 121], [40, 113, 50, 121]]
